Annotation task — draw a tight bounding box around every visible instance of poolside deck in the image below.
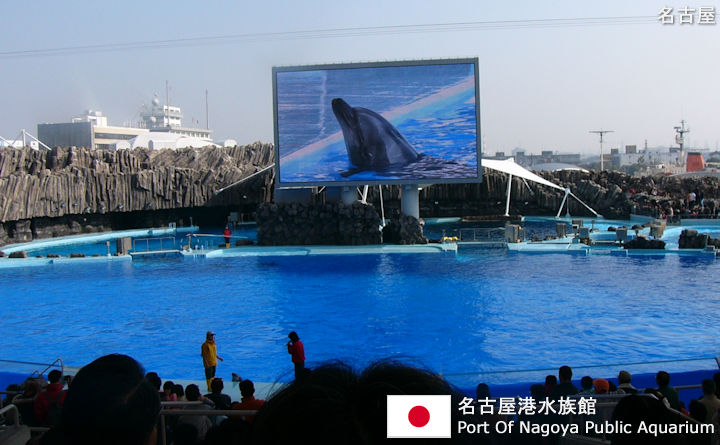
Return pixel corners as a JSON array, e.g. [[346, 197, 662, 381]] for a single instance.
[[3, 217, 720, 270], [195, 243, 457, 258], [0, 228, 458, 268]]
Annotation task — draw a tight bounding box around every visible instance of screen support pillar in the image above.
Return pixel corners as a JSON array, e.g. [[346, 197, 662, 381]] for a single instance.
[[401, 184, 420, 219], [341, 186, 357, 205]]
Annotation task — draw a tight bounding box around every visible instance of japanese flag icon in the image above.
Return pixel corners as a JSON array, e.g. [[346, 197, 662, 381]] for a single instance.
[[386, 395, 452, 438]]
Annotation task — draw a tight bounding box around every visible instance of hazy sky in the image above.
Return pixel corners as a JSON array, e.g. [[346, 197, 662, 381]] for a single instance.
[[2, 1, 718, 155]]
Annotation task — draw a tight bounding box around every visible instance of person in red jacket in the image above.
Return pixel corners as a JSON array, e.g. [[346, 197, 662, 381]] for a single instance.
[[223, 225, 232, 246], [231, 379, 266, 422], [286, 331, 305, 380], [34, 369, 66, 426]]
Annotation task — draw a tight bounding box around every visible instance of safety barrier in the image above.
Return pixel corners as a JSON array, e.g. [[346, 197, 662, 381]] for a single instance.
[[453, 227, 506, 242], [0, 404, 20, 428], [184, 233, 251, 250], [158, 401, 257, 445], [0, 358, 64, 380], [132, 237, 177, 253]]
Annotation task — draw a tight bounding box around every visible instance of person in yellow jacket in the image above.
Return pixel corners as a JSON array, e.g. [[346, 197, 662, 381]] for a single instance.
[[201, 331, 223, 391]]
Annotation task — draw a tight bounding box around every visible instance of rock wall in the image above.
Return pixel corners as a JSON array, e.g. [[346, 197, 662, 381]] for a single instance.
[[4, 143, 720, 247], [0, 144, 274, 245], [256, 202, 381, 245], [365, 169, 720, 220]]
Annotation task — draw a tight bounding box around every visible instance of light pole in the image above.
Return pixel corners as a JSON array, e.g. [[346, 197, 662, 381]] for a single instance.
[[590, 129, 614, 171]]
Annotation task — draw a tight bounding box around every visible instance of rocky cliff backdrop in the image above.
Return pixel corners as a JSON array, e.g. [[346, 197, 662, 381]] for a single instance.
[[1, 145, 719, 246], [0, 144, 273, 245]]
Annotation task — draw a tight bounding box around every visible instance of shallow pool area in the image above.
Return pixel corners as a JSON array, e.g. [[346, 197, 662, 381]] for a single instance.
[[2, 225, 719, 388]]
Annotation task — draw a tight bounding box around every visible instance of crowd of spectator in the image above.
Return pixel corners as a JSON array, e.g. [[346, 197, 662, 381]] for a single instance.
[[3, 357, 720, 444]]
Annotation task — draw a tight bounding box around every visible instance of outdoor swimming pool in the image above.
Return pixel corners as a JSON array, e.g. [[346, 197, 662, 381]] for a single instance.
[[2, 227, 719, 388]]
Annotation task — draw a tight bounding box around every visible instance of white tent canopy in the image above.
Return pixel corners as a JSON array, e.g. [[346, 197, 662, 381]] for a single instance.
[[483, 158, 564, 190], [482, 157, 598, 217]]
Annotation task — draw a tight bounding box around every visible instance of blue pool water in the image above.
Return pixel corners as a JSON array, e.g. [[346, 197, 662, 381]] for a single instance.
[[2, 236, 719, 388]]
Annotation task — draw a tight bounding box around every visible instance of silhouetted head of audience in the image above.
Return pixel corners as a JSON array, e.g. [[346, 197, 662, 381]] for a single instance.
[[475, 383, 491, 399], [656, 370, 671, 388], [4, 383, 19, 404], [713, 371, 720, 398], [20, 378, 42, 397], [701, 378, 715, 396], [593, 378, 610, 394], [210, 377, 224, 395], [544, 374, 557, 394], [239, 380, 256, 398], [40, 353, 160, 445], [172, 384, 185, 399], [250, 360, 474, 444], [558, 365, 573, 383], [185, 384, 201, 402], [145, 372, 161, 391], [580, 376, 593, 391], [530, 384, 546, 402], [618, 370, 632, 385], [48, 370, 63, 385], [288, 331, 299, 343]]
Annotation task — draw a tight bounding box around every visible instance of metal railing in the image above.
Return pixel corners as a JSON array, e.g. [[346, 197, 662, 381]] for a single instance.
[[184, 234, 251, 250], [132, 237, 177, 253], [0, 404, 20, 428], [456, 227, 506, 242], [0, 358, 64, 381], [158, 401, 257, 445]]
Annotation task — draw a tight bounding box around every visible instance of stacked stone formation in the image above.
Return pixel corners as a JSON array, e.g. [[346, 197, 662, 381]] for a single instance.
[[255, 202, 381, 246], [678, 229, 720, 249], [0, 144, 273, 222], [0, 145, 273, 245], [381, 214, 428, 245], [622, 236, 666, 250]]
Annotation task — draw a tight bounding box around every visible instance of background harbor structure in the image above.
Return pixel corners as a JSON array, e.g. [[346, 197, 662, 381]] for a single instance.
[[37, 95, 214, 151], [138, 95, 213, 140], [38, 110, 148, 150]]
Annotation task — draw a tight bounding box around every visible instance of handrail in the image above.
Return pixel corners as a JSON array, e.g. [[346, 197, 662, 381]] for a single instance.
[[189, 234, 249, 240], [0, 391, 21, 397], [160, 409, 257, 416], [161, 400, 203, 407], [34, 358, 64, 380], [0, 404, 20, 428], [183, 233, 252, 250], [0, 357, 63, 381], [158, 407, 259, 445], [132, 236, 176, 253], [457, 227, 505, 242], [6, 398, 33, 406], [0, 359, 61, 367]]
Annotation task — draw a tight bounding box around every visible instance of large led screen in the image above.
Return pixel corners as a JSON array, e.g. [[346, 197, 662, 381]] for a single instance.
[[273, 59, 481, 187]]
